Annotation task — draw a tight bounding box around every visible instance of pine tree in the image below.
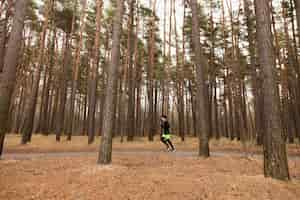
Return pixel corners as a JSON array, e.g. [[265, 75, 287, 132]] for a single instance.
[[0, 0, 29, 157], [98, 0, 125, 165], [190, 0, 210, 157], [254, 0, 290, 180]]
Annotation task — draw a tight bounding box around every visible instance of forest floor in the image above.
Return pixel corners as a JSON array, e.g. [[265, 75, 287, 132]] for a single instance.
[[1, 135, 300, 200], [3, 134, 300, 156]]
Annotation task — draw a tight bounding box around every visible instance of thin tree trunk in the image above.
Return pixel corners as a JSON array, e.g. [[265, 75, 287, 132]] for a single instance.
[[162, 0, 167, 115], [173, 0, 185, 141], [50, 86, 59, 132], [55, 34, 70, 142], [21, 0, 53, 144], [243, 0, 259, 142], [40, 27, 56, 135], [294, 0, 300, 49], [133, 1, 141, 137], [98, 31, 110, 136], [98, 0, 124, 165], [147, 0, 157, 142], [88, 0, 103, 144], [0, 11, 8, 73], [188, 81, 197, 137], [214, 79, 220, 139], [126, 0, 136, 142], [68, 0, 86, 141]]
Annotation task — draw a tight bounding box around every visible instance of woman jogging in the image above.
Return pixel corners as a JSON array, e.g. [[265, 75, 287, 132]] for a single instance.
[[160, 115, 175, 152]]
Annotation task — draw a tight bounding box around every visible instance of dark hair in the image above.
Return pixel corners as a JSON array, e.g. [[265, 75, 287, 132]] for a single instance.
[[161, 115, 167, 119]]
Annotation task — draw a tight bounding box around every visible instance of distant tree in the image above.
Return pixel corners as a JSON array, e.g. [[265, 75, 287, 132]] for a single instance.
[[126, 0, 136, 142], [21, 0, 53, 144], [88, 0, 103, 144]]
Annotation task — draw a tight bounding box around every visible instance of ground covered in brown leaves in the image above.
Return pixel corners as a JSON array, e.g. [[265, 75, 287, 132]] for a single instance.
[[3, 135, 300, 156], [1, 154, 300, 200], [1, 135, 300, 200]]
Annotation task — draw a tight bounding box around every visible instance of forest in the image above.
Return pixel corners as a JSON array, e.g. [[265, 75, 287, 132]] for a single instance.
[[0, 0, 300, 199]]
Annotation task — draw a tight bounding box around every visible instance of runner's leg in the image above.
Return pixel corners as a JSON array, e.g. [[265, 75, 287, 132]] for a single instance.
[[166, 139, 175, 150], [161, 137, 169, 149]]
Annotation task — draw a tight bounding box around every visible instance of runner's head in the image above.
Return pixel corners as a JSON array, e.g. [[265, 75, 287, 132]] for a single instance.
[[161, 115, 167, 121]]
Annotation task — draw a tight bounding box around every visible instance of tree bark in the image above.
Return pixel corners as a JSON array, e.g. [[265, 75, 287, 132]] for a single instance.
[[254, 0, 290, 180], [98, 0, 124, 165], [0, 11, 8, 73], [40, 27, 56, 135], [173, 0, 185, 141], [190, 0, 210, 157], [294, 0, 300, 47], [88, 0, 103, 144], [21, 0, 53, 144], [243, 0, 261, 143], [147, 0, 157, 142], [0, 0, 28, 157], [55, 34, 70, 142], [68, 0, 86, 141], [133, 1, 141, 138], [126, 0, 136, 142]]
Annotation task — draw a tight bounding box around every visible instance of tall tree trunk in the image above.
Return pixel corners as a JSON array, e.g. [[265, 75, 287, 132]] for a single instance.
[[88, 0, 103, 144], [209, 0, 219, 139], [50, 86, 59, 132], [126, 0, 136, 142], [188, 81, 197, 137], [98, 31, 110, 136], [133, 1, 141, 137], [162, 0, 167, 115], [55, 34, 70, 142], [98, 0, 124, 165], [147, 0, 157, 142], [0, 11, 8, 73], [221, 0, 229, 139], [282, 1, 298, 142], [135, 17, 143, 137], [294, 0, 300, 47], [292, 0, 300, 126], [243, 0, 260, 143], [14, 86, 25, 133], [68, 0, 86, 141], [214, 79, 220, 139], [111, 76, 119, 138], [21, 0, 53, 144], [40, 27, 56, 135], [0, 0, 28, 157], [118, 53, 127, 141], [289, 0, 300, 140], [173, 0, 185, 141], [190, 0, 210, 157], [254, 0, 290, 180]]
